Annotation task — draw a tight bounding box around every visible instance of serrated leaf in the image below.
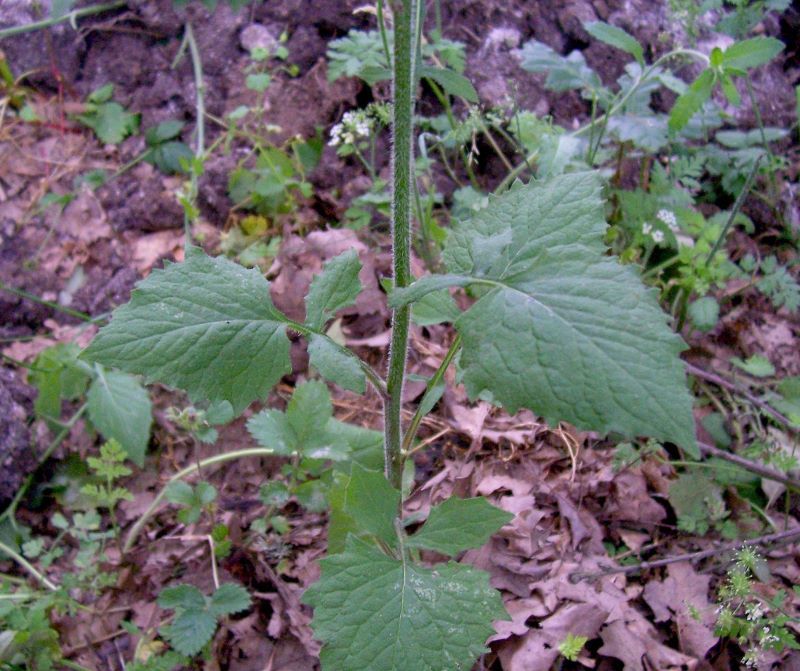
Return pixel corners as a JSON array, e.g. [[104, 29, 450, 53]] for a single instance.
[[87, 368, 152, 467], [166, 481, 196, 507], [328, 464, 400, 553], [722, 37, 784, 70], [247, 381, 349, 460], [583, 21, 644, 65], [308, 334, 366, 393], [419, 66, 478, 102], [397, 173, 697, 455], [303, 536, 507, 671], [30, 343, 90, 421], [407, 497, 513, 556], [730, 355, 775, 378], [688, 296, 719, 332], [163, 610, 217, 657], [209, 583, 250, 617], [158, 584, 206, 611], [410, 288, 461, 326], [78, 102, 140, 144], [305, 250, 362, 330], [83, 247, 292, 416], [668, 68, 715, 133]]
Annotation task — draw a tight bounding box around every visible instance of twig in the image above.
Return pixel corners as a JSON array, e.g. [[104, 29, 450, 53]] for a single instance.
[[698, 441, 800, 493], [569, 527, 800, 583], [686, 362, 796, 432], [0, 1, 126, 40]]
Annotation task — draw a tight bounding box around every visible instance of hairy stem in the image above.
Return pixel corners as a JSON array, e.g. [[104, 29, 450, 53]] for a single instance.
[[384, 0, 415, 489]]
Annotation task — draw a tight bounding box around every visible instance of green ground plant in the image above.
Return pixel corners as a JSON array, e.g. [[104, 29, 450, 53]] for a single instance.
[[79, 1, 701, 667]]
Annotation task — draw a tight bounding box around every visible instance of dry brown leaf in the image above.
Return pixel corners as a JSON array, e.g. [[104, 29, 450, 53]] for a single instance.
[[642, 562, 718, 659]]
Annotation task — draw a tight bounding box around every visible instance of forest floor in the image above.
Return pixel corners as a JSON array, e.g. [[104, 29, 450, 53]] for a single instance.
[[0, 0, 799, 670]]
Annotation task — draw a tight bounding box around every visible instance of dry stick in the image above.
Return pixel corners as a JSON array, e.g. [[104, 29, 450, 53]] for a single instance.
[[569, 526, 800, 583], [686, 362, 797, 433], [698, 440, 800, 492]]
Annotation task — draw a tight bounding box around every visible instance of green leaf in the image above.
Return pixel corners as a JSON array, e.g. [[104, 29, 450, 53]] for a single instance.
[[87, 368, 152, 467], [83, 247, 292, 416], [305, 250, 362, 330], [78, 102, 140, 144], [722, 37, 784, 71], [158, 584, 206, 611], [688, 296, 719, 332], [245, 72, 271, 92], [303, 536, 507, 671], [209, 583, 250, 617], [407, 497, 512, 556], [87, 83, 114, 105], [719, 73, 741, 106], [30, 344, 90, 421], [247, 381, 349, 460], [163, 610, 216, 657], [308, 334, 366, 393], [419, 66, 478, 102], [408, 173, 696, 455], [411, 288, 461, 326], [583, 21, 644, 65], [668, 68, 715, 133], [328, 464, 400, 553], [145, 120, 184, 145], [730, 355, 775, 378]]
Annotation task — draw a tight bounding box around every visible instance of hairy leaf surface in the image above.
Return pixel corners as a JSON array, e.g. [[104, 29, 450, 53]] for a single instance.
[[303, 536, 506, 671], [308, 334, 366, 393], [395, 173, 696, 454], [83, 247, 291, 415], [407, 497, 512, 556]]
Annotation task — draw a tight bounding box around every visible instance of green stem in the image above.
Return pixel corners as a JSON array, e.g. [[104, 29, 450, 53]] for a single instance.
[[0, 282, 94, 322], [705, 155, 760, 264], [497, 48, 710, 192], [376, 0, 392, 66], [0, 540, 58, 591], [0, 1, 126, 40], [122, 447, 275, 554], [384, 0, 415, 490], [0, 404, 88, 528], [744, 74, 782, 225], [402, 334, 461, 454]]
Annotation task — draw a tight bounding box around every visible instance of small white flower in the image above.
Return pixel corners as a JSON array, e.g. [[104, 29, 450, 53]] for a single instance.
[[652, 230, 665, 244], [642, 222, 653, 235], [656, 208, 679, 231]]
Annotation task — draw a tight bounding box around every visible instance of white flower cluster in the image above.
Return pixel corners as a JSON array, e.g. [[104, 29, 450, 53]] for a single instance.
[[656, 208, 680, 232], [329, 109, 373, 147], [642, 221, 665, 244]]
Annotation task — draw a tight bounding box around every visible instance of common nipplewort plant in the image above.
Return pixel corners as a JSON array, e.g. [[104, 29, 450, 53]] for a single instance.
[[80, 1, 698, 668]]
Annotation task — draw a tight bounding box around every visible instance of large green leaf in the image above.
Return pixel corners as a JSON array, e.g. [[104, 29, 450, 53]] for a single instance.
[[305, 250, 362, 331], [392, 173, 697, 455], [407, 497, 512, 556], [327, 464, 400, 553], [82, 247, 291, 415], [87, 368, 152, 466], [303, 536, 507, 671]]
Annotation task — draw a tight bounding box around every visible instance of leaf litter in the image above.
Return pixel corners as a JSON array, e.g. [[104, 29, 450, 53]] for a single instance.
[[1, 26, 799, 671]]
